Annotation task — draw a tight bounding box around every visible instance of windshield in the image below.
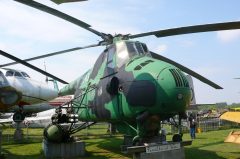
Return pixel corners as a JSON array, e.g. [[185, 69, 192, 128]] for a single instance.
[[116, 41, 149, 68], [6, 70, 14, 77], [0, 71, 8, 86]]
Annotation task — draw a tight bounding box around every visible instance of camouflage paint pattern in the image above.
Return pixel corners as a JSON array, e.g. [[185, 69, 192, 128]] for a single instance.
[[59, 39, 192, 138]]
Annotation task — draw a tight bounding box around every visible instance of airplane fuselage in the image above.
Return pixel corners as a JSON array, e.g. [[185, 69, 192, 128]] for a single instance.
[[0, 68, 58, 110]]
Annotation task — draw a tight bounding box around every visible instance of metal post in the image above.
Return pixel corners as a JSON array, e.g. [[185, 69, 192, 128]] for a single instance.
[[0, 130, 2, 155], [178, 115, 182, 135]]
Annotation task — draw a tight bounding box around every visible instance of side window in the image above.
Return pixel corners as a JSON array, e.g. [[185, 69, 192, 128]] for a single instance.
[[6, 71, 14, 77], [89, 52, 106, 79], [107, 47, 116, 69], [135, 42, 144, 55], [142, 43, 149, 54], [0, 71, 6, 86], [21, 72, 30, 78], [14, 72, 23, 77]]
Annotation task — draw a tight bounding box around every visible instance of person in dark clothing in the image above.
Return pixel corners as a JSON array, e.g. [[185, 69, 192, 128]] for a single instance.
[[188, 113, 196, 139]]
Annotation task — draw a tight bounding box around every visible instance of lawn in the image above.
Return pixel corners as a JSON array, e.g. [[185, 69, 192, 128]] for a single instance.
[[1, 125, 240, 159]]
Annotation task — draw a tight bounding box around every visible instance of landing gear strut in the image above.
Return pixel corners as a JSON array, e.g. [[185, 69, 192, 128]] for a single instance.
[[172, 112, 186, 142], [132, 113, 161, 146]]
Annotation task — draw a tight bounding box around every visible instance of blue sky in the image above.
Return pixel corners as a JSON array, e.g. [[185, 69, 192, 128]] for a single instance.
[[0, 0, 240, 104]]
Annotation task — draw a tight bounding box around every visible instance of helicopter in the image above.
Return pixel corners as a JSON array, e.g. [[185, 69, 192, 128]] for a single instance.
[[1, 0, 240, 145]]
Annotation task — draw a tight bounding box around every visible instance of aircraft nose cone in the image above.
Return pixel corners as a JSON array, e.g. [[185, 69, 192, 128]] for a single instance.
[[157, 67, 190, 90], [0, 86, 22, 110], [156, 68, 191, 113]]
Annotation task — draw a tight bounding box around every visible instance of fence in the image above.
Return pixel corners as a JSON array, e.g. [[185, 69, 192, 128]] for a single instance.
[[0, 122, 115, 144], [170, 117, 240, 134]]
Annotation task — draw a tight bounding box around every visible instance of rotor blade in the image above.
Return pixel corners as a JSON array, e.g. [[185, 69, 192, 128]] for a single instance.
[[130, 21, 240, 39], [0, 43, 100, 67], [234, 78, 240, 79], [51, 0, 87, 4], [151, 51, 223, 89], [14, 0, 105, 39], [0, 50, 68, 84]]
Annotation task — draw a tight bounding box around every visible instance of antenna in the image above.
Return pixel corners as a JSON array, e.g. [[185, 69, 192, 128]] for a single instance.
[[44, 61, 48, 83]]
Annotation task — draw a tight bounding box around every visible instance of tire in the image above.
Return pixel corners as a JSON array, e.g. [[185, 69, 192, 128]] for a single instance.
[[13, 112, 25, 123]]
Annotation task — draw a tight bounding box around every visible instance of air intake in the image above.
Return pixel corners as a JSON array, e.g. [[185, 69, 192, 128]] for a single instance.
[[169, 69, 189, 87]]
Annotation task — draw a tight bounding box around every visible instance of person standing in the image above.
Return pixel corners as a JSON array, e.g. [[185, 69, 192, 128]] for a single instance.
[[188, 113, 196, 139]]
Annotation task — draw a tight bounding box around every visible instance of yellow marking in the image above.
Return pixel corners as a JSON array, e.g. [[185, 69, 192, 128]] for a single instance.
[[220, 112, 240, 123], [224, 130, 240, 144]]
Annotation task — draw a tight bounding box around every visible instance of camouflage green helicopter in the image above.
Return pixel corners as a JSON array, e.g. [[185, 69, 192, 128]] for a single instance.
[[1, 0, 240, 145]]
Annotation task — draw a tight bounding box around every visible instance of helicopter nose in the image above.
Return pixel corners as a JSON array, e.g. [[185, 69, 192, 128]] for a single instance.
[[156, 67, 191, 112], [0, 86, 22, 110]]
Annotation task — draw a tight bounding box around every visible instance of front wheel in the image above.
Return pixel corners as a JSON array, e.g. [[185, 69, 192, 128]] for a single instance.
[[13, 112, 25, 123]]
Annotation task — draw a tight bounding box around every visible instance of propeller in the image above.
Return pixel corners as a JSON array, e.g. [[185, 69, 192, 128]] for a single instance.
[[130, 21, 240, 39], [9, 1, 240, 89], [0, 43, 101, 67], [0, 50, 68, 84], [14, 1, 240, 42], [51, 0, 88, 4], [150, 51, 223, 89]]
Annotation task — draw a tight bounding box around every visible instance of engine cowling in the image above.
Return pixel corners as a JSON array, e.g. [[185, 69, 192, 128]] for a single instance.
[[0, 86, 22, 110]]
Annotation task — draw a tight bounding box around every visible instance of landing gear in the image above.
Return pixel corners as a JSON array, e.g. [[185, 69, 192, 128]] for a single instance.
[[13, 111, 25, 123], [132, 113, 161, 146], [172, 112, 186, 142]]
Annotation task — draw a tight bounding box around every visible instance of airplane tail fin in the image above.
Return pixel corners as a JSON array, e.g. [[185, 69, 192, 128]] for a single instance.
[[53, 80, 59, 92], [43, 62, 59, 92], [48, 79, 59, 92]]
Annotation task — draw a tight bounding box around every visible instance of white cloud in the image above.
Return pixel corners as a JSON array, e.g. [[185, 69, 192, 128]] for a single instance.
[[193, 66, 227, 77], [0, 1, 87, 43], [217, 30, 240, 43], [154, 44, 167, 54], [179, 40, 195, 47]]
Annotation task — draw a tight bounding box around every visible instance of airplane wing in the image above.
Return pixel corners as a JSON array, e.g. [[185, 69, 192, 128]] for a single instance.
[[220, 112, 240, 123], [0, 115, 50, 124], [0, 118, 13, 124]]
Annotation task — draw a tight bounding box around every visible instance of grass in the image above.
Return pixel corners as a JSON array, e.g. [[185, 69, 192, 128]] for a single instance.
[[1, 124, 240, 159]]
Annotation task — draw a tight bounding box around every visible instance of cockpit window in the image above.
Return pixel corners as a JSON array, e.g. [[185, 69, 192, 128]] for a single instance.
[[116, 41, 150, 68], [0, 71, 7, 86], [142, 43, 149, 53], [107, 46, 116, 69], [135, 42, 145, 55], [14, 72, 22, 77], [126, 42, 139, 57], [6, 71, 14, 77], [21, 72, 30, 78]]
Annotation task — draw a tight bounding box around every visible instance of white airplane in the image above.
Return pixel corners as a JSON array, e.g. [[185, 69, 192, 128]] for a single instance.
[[9, 95, 72, 114], [0, 108, 92, 129], [0, 68, 59, 122], [0, 109, 56, 128]]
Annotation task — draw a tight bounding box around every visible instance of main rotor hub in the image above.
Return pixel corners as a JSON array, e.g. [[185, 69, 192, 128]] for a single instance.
[[112, 34, 130, 43]]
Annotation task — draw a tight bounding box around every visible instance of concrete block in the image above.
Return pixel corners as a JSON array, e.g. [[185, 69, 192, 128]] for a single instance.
[[125, 142, 186, 159], [42, 139, 85, 158], [134, 147, 185, 159]]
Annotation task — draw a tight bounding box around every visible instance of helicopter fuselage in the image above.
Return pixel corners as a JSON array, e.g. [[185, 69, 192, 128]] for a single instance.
[[59, 40, 191, 137]]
